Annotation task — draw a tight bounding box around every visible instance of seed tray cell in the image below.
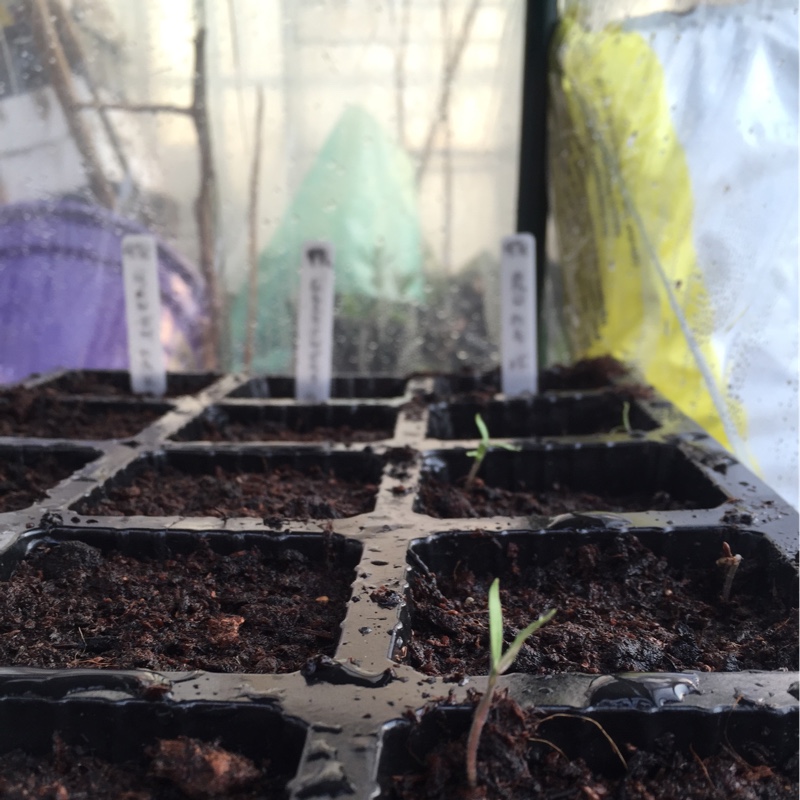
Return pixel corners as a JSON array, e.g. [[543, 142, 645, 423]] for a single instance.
[[378, 704, 799, 800], [170, 403, 399, 443], [0, 445, 100, 513], [0, 696, 306, 799], [0, 527, 361, 673], [432, 356, 632, 399], [71, 448, 385, 519], [229, 375, 408, 399], [396, 528, 798, 676], [415, 441, 729, 517], [41, 369, 222, 398], [427, 392, 659, 439], [0, 391, 172, 440]]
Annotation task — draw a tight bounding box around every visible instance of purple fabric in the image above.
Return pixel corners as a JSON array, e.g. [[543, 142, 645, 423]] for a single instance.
[[0, 200, 209, 383]]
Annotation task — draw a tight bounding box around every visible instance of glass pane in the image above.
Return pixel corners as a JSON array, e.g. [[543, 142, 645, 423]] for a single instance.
[[0, 0, 526, 379]]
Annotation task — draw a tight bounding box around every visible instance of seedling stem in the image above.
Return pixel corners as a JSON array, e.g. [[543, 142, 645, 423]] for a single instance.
[[465, 414, 521, 489], [465, 578, 555, 788], [716, 541, 742, 602]]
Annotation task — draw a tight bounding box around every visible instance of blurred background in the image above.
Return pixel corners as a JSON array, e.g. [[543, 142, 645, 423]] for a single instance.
[[0, 0, 530, 377]]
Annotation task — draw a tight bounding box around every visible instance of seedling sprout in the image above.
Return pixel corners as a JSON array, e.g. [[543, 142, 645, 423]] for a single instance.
[[465, 413, 521, 489], [610, 400, 633, 434], [465, 578, 555, 788], [716, 541, 743, 602]]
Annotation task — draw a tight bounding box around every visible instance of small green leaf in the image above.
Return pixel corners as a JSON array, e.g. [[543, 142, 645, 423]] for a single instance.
[[488, 578, 503, 671], [498, 442, 522, 453], [466, 449, 479, 458], [495, 609, 556, 675], [475, 414, 489, 442]]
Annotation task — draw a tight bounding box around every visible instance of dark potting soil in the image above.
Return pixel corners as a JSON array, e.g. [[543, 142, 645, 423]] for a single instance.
[[400, 533, 798, 678], [387, 694, 798, 800], [539, 355, 631, 392], [0, 387, 166, 439], [0, 539, 353, 672], [74, 462, 378, 519], [49, 372, 216, 398], [0, 735, 287, 799], [439, 357, 639, 404], [0, 453, 84, 512], [416, 476, 700, 518], [173, 417, 393, 444]]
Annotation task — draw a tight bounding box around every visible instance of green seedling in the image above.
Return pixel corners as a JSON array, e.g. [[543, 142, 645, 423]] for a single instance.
[[465, 578, 555, 788], [465, 414, 521, 489], [610, 400, 633, 434]]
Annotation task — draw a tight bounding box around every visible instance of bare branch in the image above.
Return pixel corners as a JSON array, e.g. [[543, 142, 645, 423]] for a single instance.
[[29, 0, 115, 208], [192, 27, 222, 370], [73, 101, 193, 116], [415, 0, 481, 186], [243, 88, 265, 372]]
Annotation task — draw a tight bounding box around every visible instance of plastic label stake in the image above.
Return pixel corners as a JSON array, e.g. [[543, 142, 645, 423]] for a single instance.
[[295, 241, 335, 402], [121, 235, 167, 397], [500, 233, 537, 396]]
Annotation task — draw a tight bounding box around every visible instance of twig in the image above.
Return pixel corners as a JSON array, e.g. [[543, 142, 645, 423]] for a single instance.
[[49, 0, 131, 182], [72, 101, 193, 115], [415, 0, 481, 186], [243, 88, 265, 372], [192, 27, 222, 370], [392, 0, 411, 147], [73, 26, 221, 369], [226, 0, 249, 155], [28, 0, 115, 208], [527, 736, 568, 761], [689, 744, 715, 792], [538, 714, 627, 772], [440, 0, 453, 273]]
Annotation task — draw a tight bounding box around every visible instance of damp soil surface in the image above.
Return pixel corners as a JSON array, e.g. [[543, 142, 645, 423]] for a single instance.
[[0, 538, 353, 672], [400, 533, 798, 678], [0, 735, 288, 799], [0, 453, 89, 512], [74, 462, 379, 519], [416, 476, 701, 518], [173, 417, 393, 444], [48, 372, 217, 398], [437, 357, 644, 404], [0, 387, 167, 439], [387, 694, 798, 800]]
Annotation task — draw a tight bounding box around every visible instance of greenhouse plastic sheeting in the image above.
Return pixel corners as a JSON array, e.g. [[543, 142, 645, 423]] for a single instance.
[[0, 200, 209, 383], [548, 0, 798, 508], [229, 105, 424, 374]]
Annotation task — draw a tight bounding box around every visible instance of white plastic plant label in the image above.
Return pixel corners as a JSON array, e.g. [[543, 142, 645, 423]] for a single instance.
[[295, 241, 335, 402], [500, 233, 537, 396], [121, 235, 166, 397]]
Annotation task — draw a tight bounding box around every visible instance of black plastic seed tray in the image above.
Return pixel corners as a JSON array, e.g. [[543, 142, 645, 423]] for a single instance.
[[0, 365, 795, 799]]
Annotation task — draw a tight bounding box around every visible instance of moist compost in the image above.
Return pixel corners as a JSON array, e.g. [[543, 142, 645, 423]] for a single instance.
[[400, 533, 798, 678], [388, 694, 798, 800], [0, 452, 89, 512], [416, 476, 703, 518], [539, 355, 631, 392], [0, 735, 287, 799], [48, 372, 216, 398], [0, 538, 353, 672], [173, 416, 393, 444], [0, 387, 166, 439], [74, 461, 378, 518], [437, 357, 637, 404]]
